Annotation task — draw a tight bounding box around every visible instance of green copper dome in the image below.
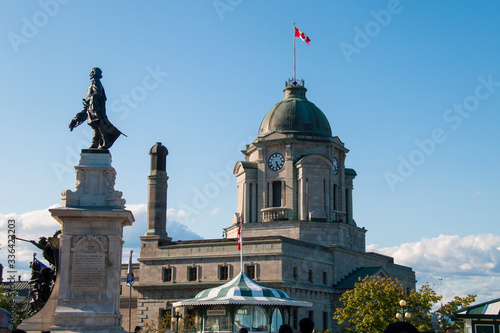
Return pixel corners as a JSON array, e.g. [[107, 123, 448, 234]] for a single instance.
[[258, 84, 332, 138]]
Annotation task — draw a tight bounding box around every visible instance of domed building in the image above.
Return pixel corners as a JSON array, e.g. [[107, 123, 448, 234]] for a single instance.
[[122, 81, 416, 333], [229, 81, 359, 244]]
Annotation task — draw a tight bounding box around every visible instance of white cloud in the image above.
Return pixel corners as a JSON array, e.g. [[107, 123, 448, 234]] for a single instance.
[[6, 205, 499, 308], [0, 208, 61, 281], [1, 204, 203, 281], [209, 208, 220, 216], [125, 203, 147, 216], [369, 234, 500, 304], [166, 207, 199, 224]]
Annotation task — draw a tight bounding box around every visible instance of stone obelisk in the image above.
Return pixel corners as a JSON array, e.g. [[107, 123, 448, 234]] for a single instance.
[[19, 149, 134, 333]]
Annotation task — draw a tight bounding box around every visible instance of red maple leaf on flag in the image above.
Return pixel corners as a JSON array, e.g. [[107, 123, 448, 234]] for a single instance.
[[237, 222, 242, 251], [294, 27, 310, 45]]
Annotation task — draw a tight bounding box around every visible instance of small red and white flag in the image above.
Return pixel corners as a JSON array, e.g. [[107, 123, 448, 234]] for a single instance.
[[294, 27, 310, 45], [237, 222, 242, 251]]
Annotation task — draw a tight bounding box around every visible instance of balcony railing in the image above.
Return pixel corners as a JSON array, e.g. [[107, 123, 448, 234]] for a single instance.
[[261, 207, 292, 222], [332, 210, 346, 222]]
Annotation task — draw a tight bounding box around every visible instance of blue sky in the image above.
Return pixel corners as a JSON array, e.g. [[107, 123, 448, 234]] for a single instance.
[[1, 1, 500, 305]]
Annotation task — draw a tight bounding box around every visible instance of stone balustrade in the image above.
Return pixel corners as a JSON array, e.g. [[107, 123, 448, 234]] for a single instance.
[[261, 207, 292, 222]]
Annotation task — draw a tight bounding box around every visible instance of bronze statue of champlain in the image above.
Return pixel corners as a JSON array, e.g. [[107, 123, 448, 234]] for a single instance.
[[69, 67, 125, 149]]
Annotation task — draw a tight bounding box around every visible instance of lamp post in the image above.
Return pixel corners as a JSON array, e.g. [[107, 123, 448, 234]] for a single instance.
[[173, 308, 182, 333], [396, 300, 411, 322]]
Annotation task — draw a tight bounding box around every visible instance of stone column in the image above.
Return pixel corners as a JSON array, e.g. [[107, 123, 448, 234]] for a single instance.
[[251, 182, 257, 223], [299, 176, 306, 221], [18, 149, 134, 333], [244, 182, 251, 223]]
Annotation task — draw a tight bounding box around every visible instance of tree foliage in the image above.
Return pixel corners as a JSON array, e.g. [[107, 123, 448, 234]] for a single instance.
[[407, 282, 442, 331], [333, 276, 441, 333], [142, 312, 197, 333], [142, 312, 172, 333], [436, 294, 476, 333], [333, 276, 477, 333], [0, 284, 27, 328]]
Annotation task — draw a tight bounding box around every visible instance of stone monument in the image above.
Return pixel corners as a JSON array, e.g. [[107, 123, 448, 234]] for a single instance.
[[18, 149, 134, 333]]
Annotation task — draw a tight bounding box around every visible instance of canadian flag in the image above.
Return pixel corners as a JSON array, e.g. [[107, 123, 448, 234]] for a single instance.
[[294, 27, 310, 45], [237, 222, 242, 251]]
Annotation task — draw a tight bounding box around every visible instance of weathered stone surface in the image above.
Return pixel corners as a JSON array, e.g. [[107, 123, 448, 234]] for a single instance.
[[61, 150, 126, 209], [19, 150, 134, 333]]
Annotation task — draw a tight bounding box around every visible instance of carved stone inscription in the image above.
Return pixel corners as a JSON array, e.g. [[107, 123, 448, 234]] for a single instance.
[[72, 252, 105, 292], [71, 236, 106, 293]]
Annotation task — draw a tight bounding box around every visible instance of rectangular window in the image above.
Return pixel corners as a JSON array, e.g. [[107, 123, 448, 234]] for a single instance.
[[323, 271, 327, 285], [163, 267, 172, 282], [293, 266, 298, 281], [308, 269, 313, 283], [475, 325, 494, 333], [308, 311, 313, 321], [159, 309, 168, 321], [246, 265, 255, 279], [272, 181, 282, 207], [188, 266, 197, 281], [323, 311, 328, 330], [219, 265, 229, 280]]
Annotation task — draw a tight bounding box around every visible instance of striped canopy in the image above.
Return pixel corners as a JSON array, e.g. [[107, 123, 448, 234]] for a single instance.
[[172, 272, 312, 307], [454, 298, 500, 318]]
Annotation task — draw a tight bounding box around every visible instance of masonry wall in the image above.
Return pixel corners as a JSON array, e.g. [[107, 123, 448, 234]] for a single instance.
[[132, 236, 415, 332]]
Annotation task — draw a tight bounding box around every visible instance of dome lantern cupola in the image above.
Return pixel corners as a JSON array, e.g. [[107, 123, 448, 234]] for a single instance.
[[258, 81, 332, 138]]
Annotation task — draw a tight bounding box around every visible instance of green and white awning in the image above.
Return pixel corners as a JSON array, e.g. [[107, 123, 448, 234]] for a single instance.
[[454, 298, 500, 319], [172, 272, 312, 308]]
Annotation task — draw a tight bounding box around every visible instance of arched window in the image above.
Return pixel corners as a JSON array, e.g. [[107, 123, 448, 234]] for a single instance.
[[234, 306, 269, 332]]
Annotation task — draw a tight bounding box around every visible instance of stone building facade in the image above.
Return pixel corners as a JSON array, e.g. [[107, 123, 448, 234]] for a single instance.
[[120, 81, 416, 332]]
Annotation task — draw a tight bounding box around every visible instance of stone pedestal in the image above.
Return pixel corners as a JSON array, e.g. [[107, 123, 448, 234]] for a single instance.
[[19, 149, 134, 333]]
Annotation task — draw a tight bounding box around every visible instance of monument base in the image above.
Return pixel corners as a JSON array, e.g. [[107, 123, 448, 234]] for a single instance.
[[19, 150, 134, 333], [19, 207, 134, 333]]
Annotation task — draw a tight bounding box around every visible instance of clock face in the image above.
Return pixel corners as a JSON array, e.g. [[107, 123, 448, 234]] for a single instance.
[[268, 153, 284, 171], [333, 157, 339, 175]]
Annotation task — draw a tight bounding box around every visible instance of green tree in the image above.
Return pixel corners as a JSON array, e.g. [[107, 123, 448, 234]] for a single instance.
[[0, 284, 27, 328], [142, 312, 172, 333], [436, 294, 476, 333], [333, 276, 441, 333], [181, 313, 196, 333], [407, 282, 441, 331]]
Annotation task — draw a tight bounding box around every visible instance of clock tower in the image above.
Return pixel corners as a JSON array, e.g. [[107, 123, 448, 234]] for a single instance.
[[230, 80, 363, 250], [129, 80, 416, 330]]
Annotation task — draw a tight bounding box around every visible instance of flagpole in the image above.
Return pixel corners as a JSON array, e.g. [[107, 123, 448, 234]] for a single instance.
[[240, 222, 243, 273], [128, 250, 133, 333], [293, 22, 296, 83], [129, 280, 132, 332]]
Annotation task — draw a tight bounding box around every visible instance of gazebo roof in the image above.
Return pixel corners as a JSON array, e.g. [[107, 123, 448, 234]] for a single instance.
[[172, 272, 312, 308], [454, 298, 500, 320]]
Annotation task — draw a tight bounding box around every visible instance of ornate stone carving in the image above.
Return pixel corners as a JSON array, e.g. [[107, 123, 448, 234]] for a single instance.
[[61, 150, 126, 208], [75, 169, 84, 191]]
